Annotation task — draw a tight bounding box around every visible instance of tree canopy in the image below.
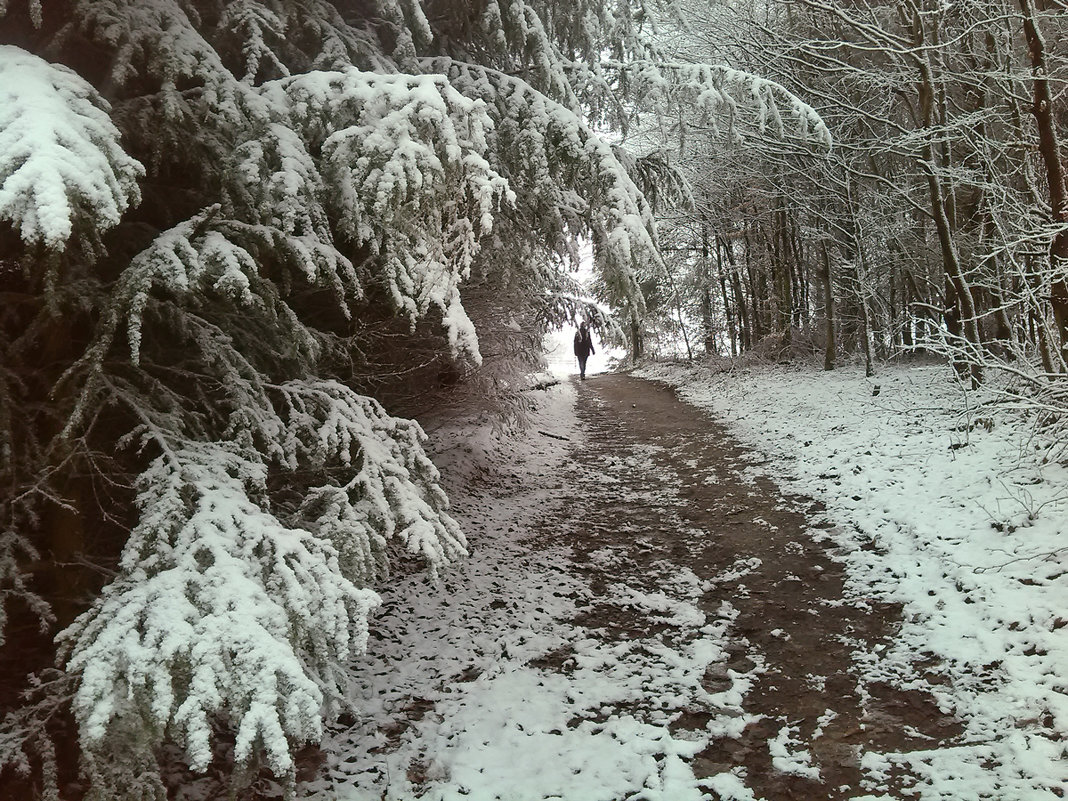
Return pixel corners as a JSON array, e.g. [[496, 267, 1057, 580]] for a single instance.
[[634, 0, 1068, 401]]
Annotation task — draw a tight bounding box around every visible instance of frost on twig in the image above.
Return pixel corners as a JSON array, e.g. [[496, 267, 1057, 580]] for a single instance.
[[0, 529, 53, 648]]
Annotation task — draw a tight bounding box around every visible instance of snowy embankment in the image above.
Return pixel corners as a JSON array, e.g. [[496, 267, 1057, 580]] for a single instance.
[[638, 359, 1068, 800]]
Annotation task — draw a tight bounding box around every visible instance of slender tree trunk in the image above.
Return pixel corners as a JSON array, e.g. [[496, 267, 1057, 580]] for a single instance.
[[701, 225, 717, 354], [843, 170, 875, 376], [711, 234, 736, 356], [903, 266, 930, 351], [901, 267, 915, 350], [1019, 0, 1068, 370], [859, 278, 875, 378], [790, 216, 806, 330], [906, 2, 982, 385], [700, 287, 716, 356], [662, 264, 692, 361], [720, 269, 736, 357], [630, 308, 642, 362], [768, 230, 782, 341], [854, 251, 876, 378], [821, 241, 836, 370], [1001, 18, 1060, 372], [776, 197, 793, 348], [888, 267, 899, 350], [725, 238, 751, 352], [743, 228, 764, 342], [919, 92, 983, 381]]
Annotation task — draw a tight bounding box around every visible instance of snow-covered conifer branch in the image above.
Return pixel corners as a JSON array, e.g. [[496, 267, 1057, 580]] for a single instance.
[[0, 669, 71, 801], [57, 371, 465, 784], [278, 379, 467, 579], [268, 0, 392, 73], [486, 0, 580, 110], [56, 209, 337, 446], [612, 147, 694, 213], [107, 209, 267, 365], [460, 0, 667, 115], [420, 58, 655, 315], [58, 0, 244, 113], [57, 440, 381, 777], [368, 0, 432, 64], [102, 205, 356, 368], [224, 123, 327, 237], [220, 122, 364, 306], [612, 60, 833, 148], [0, 46, 143, 252], [218, 0, 290, 82], [261, 68, 514, 361], [0, 528, 53, 648]]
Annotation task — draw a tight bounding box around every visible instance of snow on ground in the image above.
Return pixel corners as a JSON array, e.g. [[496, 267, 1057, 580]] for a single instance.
[[301, 357, 1064, 801], [638, 358, 1068, 800], [309, 381, 753, 801]]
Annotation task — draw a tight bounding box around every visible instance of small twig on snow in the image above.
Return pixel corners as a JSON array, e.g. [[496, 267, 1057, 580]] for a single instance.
[[538, 430, 570, 441]]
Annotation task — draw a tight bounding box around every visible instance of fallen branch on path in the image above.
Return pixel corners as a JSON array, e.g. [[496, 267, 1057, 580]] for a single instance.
[[524, 378, 562, 391], [538, 430, 570, 441]]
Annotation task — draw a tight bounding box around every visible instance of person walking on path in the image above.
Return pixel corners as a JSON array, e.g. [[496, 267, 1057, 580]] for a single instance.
[[573, 322, 596, 380]]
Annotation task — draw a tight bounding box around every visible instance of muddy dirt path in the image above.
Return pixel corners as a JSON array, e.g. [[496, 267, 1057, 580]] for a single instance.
[[552, 374, 960, 799]]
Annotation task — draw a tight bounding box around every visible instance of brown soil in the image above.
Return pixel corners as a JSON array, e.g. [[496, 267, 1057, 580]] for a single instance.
[[548, 373, 961, 799]]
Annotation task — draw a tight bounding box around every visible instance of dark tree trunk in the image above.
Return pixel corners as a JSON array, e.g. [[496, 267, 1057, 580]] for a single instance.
[[727, 244, 751, 353], [701, 226, 717, 355], [720, 268, 736, 357], [906, 3, 982, 385], [821, 242, 836, 371], [743, 228, 764, 342], [630, 309, 643, 361]]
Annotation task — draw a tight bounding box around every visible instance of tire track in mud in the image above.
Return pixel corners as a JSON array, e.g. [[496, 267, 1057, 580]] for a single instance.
[[552, 374, 962, 800]]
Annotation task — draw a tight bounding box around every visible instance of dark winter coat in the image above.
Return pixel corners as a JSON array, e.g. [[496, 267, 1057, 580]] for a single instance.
[[573, 328, 595, 359]]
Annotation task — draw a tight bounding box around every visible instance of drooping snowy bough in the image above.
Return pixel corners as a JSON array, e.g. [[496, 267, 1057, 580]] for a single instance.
[[60, 385, 463, 782], [0, 46, 143, 252]]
